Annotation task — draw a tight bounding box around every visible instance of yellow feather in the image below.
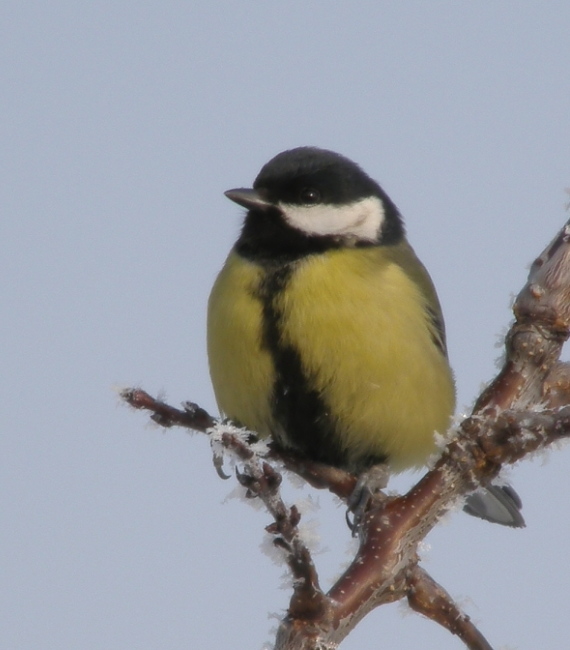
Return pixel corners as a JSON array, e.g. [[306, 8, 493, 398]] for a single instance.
[[276, 245, 455, 470], [207, 253, 275, 433], [208, 244, 455, 472]]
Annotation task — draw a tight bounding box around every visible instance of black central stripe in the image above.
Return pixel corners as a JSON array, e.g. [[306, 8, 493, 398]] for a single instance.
[[257, 263, 349, 467], [257, 262, 388, 472]]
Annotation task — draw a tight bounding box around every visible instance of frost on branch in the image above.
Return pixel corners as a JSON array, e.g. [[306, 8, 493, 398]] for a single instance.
[[122, 216, 570, 650]]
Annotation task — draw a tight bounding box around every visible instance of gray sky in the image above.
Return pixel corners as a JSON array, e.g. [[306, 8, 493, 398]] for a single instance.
[[2, 2, 569, 649]]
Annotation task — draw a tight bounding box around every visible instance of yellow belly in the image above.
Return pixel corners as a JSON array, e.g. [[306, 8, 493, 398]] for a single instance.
[[207, 246, 456, 472]]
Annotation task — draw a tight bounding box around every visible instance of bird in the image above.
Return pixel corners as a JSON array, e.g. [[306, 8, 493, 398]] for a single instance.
[[207, 146, 524, 527]]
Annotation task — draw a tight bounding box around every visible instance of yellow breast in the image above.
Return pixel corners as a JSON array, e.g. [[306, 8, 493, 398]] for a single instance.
[[276, 246, 456, 470], [207, 245, 456, 472]]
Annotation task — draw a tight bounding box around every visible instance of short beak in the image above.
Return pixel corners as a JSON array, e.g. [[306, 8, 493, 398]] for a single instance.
[[224, 188, 274, 212]]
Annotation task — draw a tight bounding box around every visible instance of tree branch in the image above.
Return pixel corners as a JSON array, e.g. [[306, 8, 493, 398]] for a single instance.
[[121, 216, 570, 649]]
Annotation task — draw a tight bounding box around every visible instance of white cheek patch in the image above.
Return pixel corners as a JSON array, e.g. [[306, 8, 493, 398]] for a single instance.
[[279, 196, 385, 242]]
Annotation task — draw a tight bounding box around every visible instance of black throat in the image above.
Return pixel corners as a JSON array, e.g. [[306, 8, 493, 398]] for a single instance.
[[235, 196, 405, 266], [235, 207, 378, 266]]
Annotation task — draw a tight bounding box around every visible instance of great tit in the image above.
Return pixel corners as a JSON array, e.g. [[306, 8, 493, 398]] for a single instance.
[[207, 146, 524, 527]]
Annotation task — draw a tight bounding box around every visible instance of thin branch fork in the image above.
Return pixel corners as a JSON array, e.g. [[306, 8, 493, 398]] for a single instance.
[[122, 217, 570, 650]]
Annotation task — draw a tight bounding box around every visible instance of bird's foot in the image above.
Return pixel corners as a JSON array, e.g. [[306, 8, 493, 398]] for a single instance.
[[346, 464, 390, 536]]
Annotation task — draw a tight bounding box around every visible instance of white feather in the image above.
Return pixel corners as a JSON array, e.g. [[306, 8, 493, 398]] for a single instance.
[[279, 196, 385, 241]]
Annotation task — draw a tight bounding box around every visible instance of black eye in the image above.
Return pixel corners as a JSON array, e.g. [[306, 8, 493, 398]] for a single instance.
[[299, 187, 321, 205]]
